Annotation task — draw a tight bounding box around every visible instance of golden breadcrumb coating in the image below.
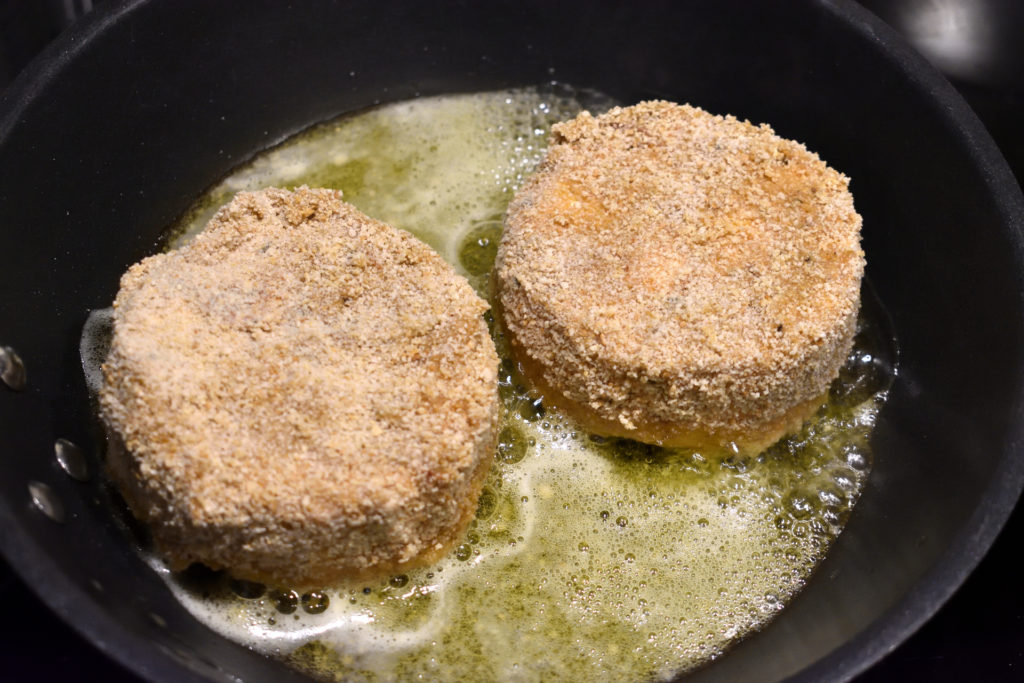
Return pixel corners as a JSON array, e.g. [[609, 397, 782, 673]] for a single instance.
[[101, 187, 499, 588], [496, 101, 863, 452]]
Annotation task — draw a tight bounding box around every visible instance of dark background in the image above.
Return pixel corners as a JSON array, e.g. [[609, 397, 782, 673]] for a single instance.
[[1, 0, 1022, 680]]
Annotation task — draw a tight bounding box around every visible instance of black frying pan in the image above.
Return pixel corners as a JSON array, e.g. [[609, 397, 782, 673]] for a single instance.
[[2, 1, 1023, 681]]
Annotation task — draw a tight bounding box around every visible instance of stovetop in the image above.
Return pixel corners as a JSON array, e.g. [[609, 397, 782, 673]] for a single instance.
[[1, 0, 1022, 680]]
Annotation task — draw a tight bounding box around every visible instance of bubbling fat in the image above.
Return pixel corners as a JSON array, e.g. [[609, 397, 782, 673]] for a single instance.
[[84, 87, 894, 682]]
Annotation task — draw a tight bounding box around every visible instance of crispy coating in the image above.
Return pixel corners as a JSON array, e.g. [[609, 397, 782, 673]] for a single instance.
[[101, 187, 499, 588], [496, 102, 864, 452]]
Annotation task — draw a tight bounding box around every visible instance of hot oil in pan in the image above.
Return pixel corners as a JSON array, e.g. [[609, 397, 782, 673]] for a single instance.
[[99, 87, 895, 681]]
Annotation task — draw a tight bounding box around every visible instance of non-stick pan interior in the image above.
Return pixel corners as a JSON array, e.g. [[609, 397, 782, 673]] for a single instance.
[[2, 1, 1023, 681]]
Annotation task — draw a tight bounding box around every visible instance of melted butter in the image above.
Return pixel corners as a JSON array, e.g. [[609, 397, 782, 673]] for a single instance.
[[141, 86, 897, 682]]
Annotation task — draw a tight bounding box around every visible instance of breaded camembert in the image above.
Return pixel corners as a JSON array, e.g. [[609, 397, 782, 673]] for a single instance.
[[101, 187, 499, 588], [496, 101, 864, 452]]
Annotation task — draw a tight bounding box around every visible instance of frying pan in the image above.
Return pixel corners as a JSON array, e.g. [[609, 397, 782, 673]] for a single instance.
[[2, 0, 1023, 681]]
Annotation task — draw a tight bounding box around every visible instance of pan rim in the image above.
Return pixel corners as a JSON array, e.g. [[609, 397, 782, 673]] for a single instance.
[[1, 1, 1023, 681], [784, 2, 1024, 679]]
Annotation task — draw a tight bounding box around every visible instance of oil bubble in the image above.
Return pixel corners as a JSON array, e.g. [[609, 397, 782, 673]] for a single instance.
[[229, 579, 265, 599], [497, 426, 527, 464], [270, 590, 299, 614], [784, 493, 816, 520], [843, 444, 869, 470], [301, 591, 330, 614], [519, 397, 546, 422], [458, 221, 502, 278]]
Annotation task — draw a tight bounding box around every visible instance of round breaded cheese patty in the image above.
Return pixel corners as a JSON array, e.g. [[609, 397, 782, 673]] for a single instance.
[[496, 101, 864, 452], [101, 187, 499, 588]]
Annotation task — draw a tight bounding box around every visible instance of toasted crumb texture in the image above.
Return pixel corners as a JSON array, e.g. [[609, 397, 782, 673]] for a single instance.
[[496, 101, 864, 451], [101, 187, 499, 588]]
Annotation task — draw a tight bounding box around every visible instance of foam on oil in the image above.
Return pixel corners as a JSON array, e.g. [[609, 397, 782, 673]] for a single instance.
[[96, 86, 894, 682]]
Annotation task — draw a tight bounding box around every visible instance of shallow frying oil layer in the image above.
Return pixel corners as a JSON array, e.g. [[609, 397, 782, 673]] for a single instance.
[[122, 87, 895, 682]]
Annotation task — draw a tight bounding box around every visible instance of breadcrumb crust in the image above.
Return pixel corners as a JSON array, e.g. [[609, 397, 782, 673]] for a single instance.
[[496, 101, 864, 451], [101, 187, 499, 588]]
